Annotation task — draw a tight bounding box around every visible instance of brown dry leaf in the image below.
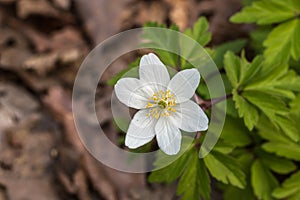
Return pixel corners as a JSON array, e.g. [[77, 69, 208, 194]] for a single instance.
[[23, 52, 59, 76], [198, 0, 247, 44], [0, 48, 32, 70], [164, 0, 198, 31], [0, 26, 32, 70], [52, 0, 71, 10], [49, 27, 86, 50], [43, 86, 149, 200], [17, 0, 60, 19], [0, 116, 59, 200], [121, 1, 168, 29], [1, 179, 59, 200], [0, 82, 39, 131], [74, 0, 126, 45]]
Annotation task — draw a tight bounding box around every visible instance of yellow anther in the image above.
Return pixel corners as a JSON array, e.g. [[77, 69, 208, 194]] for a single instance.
[[146, 90, 177, 119], [146, 102, 154, 108]]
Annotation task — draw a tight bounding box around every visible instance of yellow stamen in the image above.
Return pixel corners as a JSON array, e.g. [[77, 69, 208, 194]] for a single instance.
[[146, 90, 177, 119]]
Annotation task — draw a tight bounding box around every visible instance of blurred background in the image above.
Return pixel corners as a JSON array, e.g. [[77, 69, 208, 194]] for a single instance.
[[0, 0, 250, 199]]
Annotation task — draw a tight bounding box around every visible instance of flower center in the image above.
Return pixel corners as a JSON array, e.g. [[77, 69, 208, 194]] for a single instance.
[[158, 100, 167, 109], [146, 90, 177, 119]]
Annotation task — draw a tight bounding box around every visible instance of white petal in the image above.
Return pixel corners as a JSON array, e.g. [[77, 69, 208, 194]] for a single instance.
[[125, 109, 156, 148], [155, 117, 182, 155], [139, 53, 170, 88], [115, 78, 155, 109], [167, 69, 200, 103], [171, 100, 209, 132]]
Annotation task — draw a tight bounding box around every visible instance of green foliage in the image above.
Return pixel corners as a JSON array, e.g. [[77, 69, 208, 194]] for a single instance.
[[230, 0, 300, 66], [148, 137, 194, 184], [111, 5, 300, 199], [219, 115, 252, 147], [251, 159, 279, 200], [213, 39, 247, 68], [273, 171, 300, 200], [142, 22, 180, 67], [149, 138, 211, 200], [180, 17, 212, 70], [224, 52, 300, 142], [204, 150, 246, 189], [177, 150, 211, 200], [257, 116, 300, 161], [230, 0, 299, 25], [183, 17, 211, 47], [223, 152, 255, 200]]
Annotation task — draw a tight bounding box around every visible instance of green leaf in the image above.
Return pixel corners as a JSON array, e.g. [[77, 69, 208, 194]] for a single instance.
[[251, 159, 279, 200], [239, 55, 263, 87], [250, 26, 271, 54], [177, 149, 211, 200], [148, 137, 194, 183], [230, 0, 298, 25], [224, 51, 241, 88], [257, 116, 300, 161], [213, 39, 247, 68], [204, 151, 246, 189], [231, 0, 300, 65], [223, 152, 255, 200], [220, 115, 252, 147], [242, 90, 288, 116], [272, 171, 300, 200], [232, 90, 259, 130], [142, 22, 180, 67], [275, 70, 300, 92], [262, 142, 300, 161], [184, 17, 211, 46], [264, 19, 300, 66], [181, 17, 212, 69], [257, 150, 297, 174]]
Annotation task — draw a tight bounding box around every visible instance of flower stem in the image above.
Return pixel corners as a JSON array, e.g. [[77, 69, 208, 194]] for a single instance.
[[194, 93, 233, 111]]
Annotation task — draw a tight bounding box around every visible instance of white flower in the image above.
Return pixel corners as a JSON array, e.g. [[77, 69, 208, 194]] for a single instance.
[[115, 53, 209, 155]]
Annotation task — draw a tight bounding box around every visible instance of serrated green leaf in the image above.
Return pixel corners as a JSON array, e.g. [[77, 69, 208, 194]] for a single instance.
[[272, 115, 299, 142], [181, 17, 212, 70], [264, 19, 300, 66], [233, 90, 259, 130], [290, 93, 300, 116], [184, 17, 211, 46], [148, 137, 194, 183], [262, 142, 300, 161], [230, 0, 298, 25], [257, 115, 300, 161], [257, 150, 297, 174], [177, 149, 211, 200], [142, 22, 180, 67], [275, 70, 300, 92], [223, 153, 255, 200], [242, 90, 288, 115], [251, 159, 279, 200], [213, 39, 247, 68], [213, 140, 235, 154], [239, 55, 263, 87], [257, 115, 292, 143], [204, 151, 246, 189], [224, 51, 241, 88], [272, 171, 300, 200], [220, 115, 252, 147], [250, 26, 271, 54]]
